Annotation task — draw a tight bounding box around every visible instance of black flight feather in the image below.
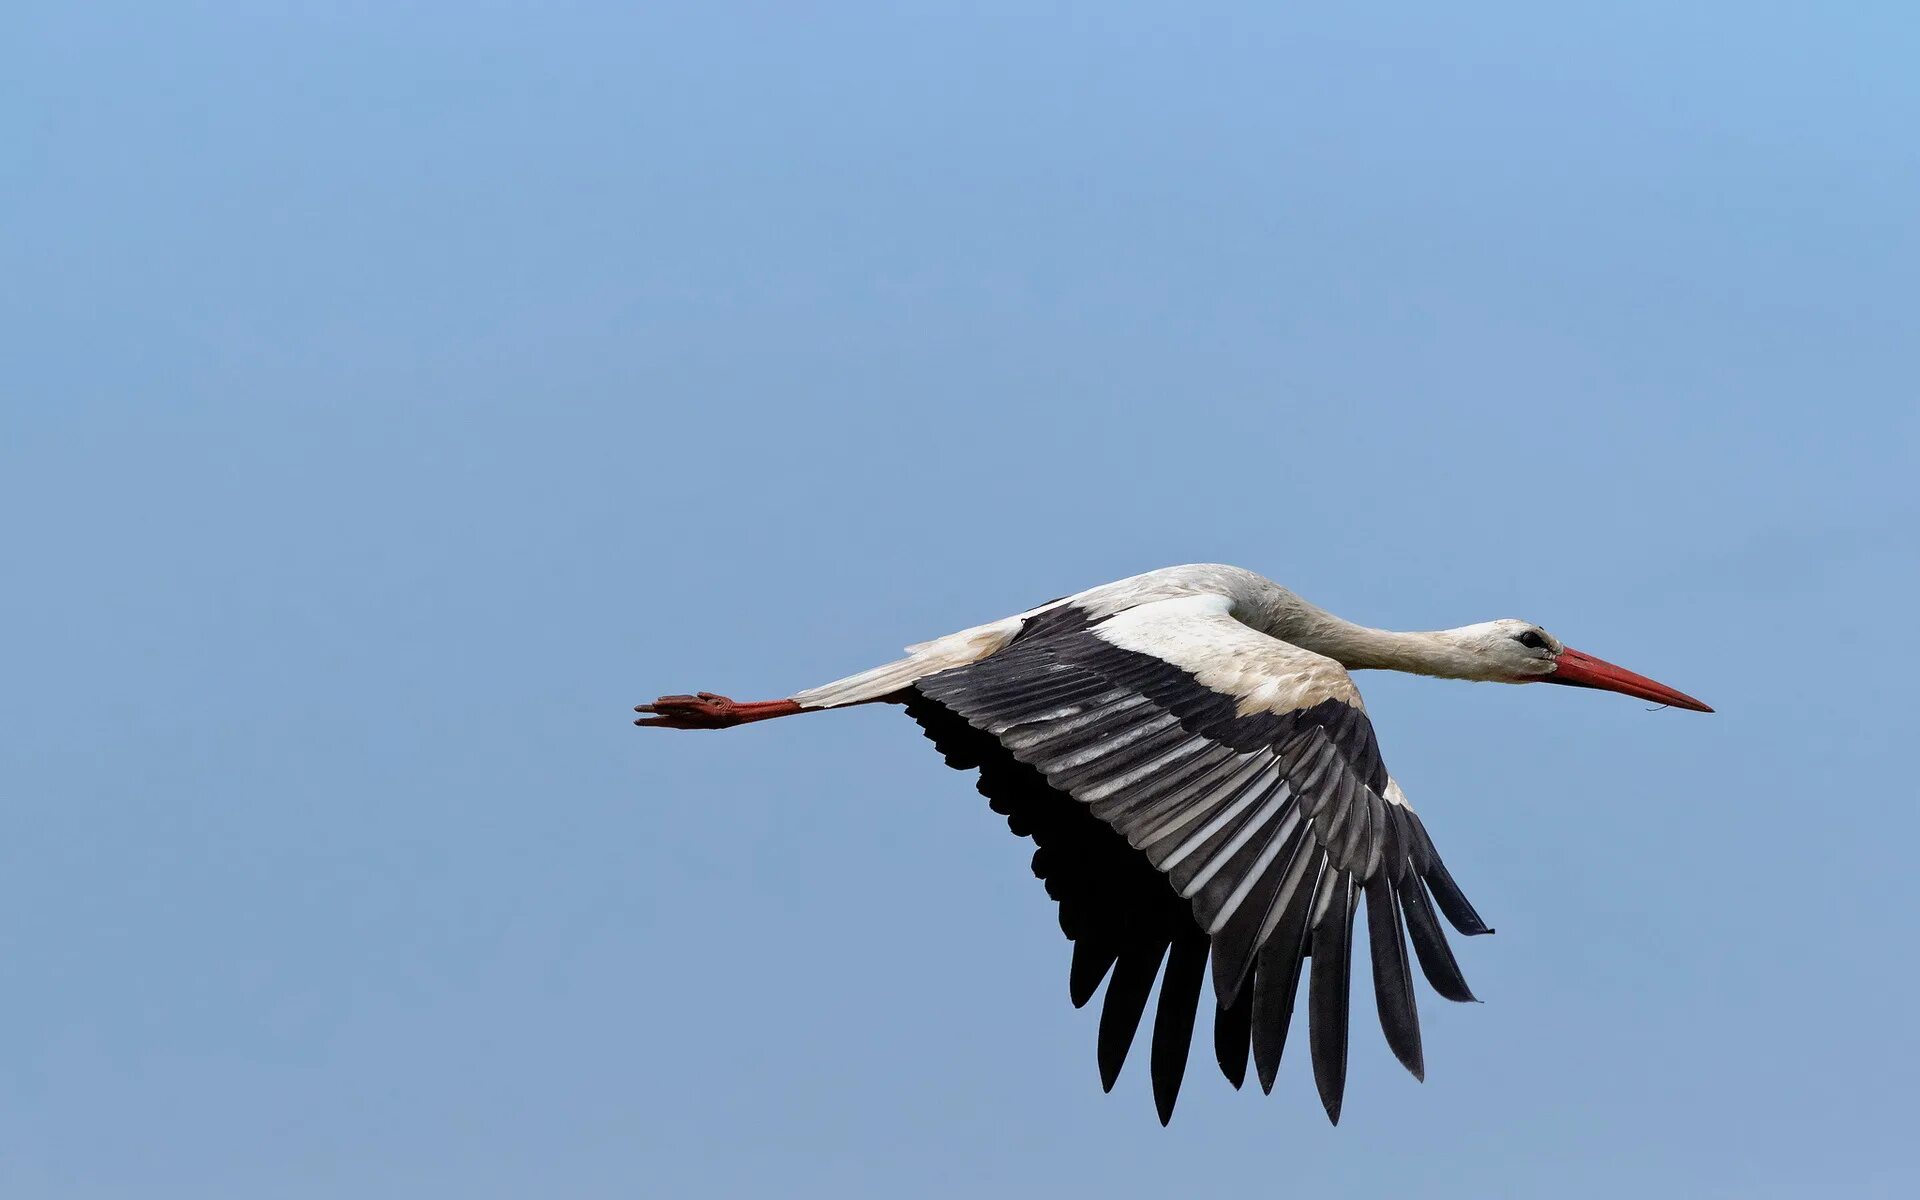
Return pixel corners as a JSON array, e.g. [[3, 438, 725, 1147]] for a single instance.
[[1151, 930, 1209, 1123], [1252, 855, 1324, 1092], [1308, 871, 1358, 1124], [1401, 876, 1478, 1003], [1365, 875, 1425, 1079], [1213, 986, 1252, 1090], [1098, 941, 1169, 1091]]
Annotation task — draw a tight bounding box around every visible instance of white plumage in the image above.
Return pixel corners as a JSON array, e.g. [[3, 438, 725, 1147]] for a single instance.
[[637, 563, 1709, 1125]]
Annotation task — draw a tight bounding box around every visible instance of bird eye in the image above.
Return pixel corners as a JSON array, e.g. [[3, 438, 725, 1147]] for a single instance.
[[1515, 631, 1550, 651]]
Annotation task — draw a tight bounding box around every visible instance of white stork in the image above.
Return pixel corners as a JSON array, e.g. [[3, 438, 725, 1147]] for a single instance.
[[635, 564, 1710, 1124]]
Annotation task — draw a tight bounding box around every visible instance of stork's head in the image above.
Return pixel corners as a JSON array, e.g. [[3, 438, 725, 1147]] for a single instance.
[[1437, 619, 1712, 711]]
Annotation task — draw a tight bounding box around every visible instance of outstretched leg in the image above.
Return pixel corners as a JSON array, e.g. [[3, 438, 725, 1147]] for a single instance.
[[634, 692, 807, 730]]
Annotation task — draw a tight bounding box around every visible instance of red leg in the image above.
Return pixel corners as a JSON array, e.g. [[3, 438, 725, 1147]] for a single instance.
[[633, 692, 806, 730]]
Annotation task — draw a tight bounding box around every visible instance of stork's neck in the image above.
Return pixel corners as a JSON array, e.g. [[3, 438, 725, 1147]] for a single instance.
[[1249, 587, 1482, 679], [1295, 623, 1474, 677]]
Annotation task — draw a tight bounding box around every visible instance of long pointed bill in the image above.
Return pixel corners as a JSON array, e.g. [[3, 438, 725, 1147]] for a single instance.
[[1544, 648, 1713, 712]]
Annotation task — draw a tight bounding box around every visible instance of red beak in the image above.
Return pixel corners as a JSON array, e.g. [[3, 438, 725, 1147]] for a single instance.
[[1543, 648, 1713, 712]]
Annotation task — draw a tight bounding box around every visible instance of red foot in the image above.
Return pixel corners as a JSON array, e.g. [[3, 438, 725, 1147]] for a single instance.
[[633, 692, 805, 730]]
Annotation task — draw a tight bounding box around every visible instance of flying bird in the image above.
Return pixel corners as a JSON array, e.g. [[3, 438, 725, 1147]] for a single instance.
[[635, 564, 1709, 1124]]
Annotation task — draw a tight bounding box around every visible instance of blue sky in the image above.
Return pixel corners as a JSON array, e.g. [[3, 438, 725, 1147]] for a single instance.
[[4, 4, 1916, 1197]]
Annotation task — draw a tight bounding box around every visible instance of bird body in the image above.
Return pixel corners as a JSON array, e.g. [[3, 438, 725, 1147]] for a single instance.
[[636, 564, 1708, 1124]]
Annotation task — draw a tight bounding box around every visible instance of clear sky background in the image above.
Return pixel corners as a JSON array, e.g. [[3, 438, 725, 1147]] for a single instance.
[[5, 4, 1916, 1197]]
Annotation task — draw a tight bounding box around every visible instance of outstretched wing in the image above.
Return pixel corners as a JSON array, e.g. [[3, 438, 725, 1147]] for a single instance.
[[906, 593, 1492, 1124]]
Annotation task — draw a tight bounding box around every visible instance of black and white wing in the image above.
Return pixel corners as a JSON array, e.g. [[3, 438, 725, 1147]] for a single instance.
[[904, 593, 1492, 1124]]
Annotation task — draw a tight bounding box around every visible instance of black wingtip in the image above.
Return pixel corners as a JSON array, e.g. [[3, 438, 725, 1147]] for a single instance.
[[1401, 877, 1480, 1004], [1307, 873, 1356, 1132], [1366, 876, 1425, 1083], [1096, 946, 1165, 1095], [1148, 933, 1207, 1128], [1096, 1012, 1129, 1092], [1313, 1070, 1350, 1124], [1213, 991, 1252, 1091], [1391, 1050, 1425, 1082], [1098, 1034, 1125, 1092]]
